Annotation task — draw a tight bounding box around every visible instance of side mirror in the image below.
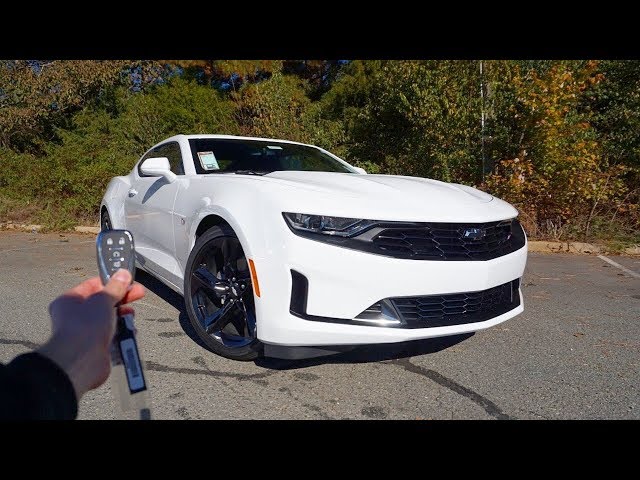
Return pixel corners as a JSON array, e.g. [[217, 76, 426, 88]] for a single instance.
[[353, 167, 367, 175], [140, 157, 177, 183]]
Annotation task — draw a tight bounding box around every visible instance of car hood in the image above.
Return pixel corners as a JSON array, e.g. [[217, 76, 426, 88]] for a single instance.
[[240, 171, 518, 222], [269, 171, 492, 201]]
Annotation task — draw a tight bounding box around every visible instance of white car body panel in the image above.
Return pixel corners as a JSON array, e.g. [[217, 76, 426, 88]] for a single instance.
[[101, 134, 527, 347], [124, 175, 181, 281]]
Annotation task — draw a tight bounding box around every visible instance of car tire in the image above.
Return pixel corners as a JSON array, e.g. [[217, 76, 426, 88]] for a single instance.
[[184, 225, 262, 361]]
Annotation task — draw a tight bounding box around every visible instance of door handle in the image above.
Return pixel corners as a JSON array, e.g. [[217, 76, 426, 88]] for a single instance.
[[128, 189, 138, 197]]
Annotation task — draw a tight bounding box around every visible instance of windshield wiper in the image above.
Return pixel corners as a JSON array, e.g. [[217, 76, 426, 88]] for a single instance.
[[232, 170, 271, 176]]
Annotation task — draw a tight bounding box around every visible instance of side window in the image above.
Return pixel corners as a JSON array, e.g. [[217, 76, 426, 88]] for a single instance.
[[138, 142, 185, 177], [162, 142, 185, 175], [137, 148, 157, 177]]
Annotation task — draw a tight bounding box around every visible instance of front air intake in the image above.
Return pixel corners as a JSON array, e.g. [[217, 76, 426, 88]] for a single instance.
[[389, 279, 520, 328]]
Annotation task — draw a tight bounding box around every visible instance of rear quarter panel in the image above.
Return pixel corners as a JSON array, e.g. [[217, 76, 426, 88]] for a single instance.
[[101, 175, 131, 229]]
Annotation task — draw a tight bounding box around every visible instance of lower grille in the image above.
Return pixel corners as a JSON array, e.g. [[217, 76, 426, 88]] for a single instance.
[[390, 279, 520, 328]]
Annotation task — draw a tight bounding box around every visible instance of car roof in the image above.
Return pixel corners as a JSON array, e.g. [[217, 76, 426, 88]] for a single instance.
[[162, 134, 317, 149]]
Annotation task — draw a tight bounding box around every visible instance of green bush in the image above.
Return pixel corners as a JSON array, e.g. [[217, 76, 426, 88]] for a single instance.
[[0, 78, 237, 227], [234, 73, 345, 153]]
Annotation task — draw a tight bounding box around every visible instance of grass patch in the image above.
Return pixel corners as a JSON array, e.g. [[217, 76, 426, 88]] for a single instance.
[[0, 195, 42, 224]]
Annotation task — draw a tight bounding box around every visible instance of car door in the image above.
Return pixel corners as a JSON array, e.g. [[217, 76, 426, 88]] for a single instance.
[[125, 142, 185, 283]]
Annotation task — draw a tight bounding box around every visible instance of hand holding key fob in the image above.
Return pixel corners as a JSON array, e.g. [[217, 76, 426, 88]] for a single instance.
[[96, 230, 136, 286], [96, 229, 151, 419]]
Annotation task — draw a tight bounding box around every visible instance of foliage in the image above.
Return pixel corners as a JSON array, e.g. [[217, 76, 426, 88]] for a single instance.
[[0, 77, 237, 226], [233, 73, 345, 152], [167, 60, 342, 97], [591, 60, 640, 169], [165, 60, 283, 90], [115, 77, 238, 148], [483, 61, 631, 238], [0, 60, 130, 152], [0, 59, 638, 242], [322, 60, 485, 182]]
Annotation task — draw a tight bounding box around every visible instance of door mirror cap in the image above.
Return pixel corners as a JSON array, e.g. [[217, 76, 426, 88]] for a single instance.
[[352, 166, 367, 175], [140, 157, 177, 183]]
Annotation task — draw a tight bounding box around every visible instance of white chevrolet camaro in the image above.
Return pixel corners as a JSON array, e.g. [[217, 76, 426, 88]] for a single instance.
[[100, 134, 528, 360]]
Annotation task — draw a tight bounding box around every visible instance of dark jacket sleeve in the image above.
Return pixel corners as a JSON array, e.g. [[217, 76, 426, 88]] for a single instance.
[[0, 352, 78, 420]]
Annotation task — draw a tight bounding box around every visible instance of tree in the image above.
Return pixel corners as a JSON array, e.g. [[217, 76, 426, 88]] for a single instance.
[[484, 61, 629, 236], [0, 59, 637, 239], [590, 60, 640, 169], [321, 60, 485, 181], [164, 60, 283, 88], [0, 60, 130, 152], [233, 72, 345, 152]]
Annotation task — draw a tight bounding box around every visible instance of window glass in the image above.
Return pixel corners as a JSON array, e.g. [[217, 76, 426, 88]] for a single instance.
[[187, 138, 355, 174], [138, 142, 184, 176]]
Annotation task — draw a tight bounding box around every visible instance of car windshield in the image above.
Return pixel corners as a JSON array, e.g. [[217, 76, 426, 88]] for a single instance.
[[188, 138, 355, 174]]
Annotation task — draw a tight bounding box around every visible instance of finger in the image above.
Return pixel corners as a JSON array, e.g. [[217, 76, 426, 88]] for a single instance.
[[120, 283, 146, 305], [66, 277, 104, 299], [117, 305, 135, 316], [101, 269, 133, 306]]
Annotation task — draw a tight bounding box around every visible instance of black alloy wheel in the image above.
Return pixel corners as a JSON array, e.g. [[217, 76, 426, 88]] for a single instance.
[[184, 225, 261, 360]]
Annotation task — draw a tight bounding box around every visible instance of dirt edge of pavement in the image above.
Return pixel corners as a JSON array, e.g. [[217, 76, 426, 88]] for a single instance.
[[1, 222, 638, 256]]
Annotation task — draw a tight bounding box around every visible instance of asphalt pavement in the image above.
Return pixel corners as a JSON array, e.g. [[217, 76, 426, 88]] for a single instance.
[[0, 231, 638, 419]]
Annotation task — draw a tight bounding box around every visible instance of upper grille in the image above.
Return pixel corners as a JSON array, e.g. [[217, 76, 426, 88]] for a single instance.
[[391, 279, 520, 328], [371, 219, 525, 261]]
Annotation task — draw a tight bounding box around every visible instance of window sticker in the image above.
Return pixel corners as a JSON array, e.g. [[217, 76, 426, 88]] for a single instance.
[[266, 145, 283, 150], [197, 151, 219, 170]]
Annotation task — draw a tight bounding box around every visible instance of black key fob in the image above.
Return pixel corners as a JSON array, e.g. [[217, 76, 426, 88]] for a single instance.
[[96, 230, 135, 285]]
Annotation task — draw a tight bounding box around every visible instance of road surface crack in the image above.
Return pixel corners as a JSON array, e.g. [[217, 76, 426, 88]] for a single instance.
[[145, 360, 276, 382], [278, 385, 333, 419], [0, 337, 41, 350], [388, 357, 514, 420]]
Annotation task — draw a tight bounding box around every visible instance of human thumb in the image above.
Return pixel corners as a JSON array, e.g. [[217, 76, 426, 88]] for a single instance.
[[102, 269, 132, 306]]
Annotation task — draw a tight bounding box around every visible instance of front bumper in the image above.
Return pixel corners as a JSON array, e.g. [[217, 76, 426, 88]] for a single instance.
[[252, 229, 527, 346]]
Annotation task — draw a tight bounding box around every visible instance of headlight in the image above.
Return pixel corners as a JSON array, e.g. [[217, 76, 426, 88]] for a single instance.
[[283, 213, 376, 237]]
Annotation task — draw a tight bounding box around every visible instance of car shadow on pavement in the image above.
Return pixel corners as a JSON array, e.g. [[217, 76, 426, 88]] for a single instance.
[[135, 269, 214, 353], [135, 269, 474, 369], [256, 333, 474, 371]]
